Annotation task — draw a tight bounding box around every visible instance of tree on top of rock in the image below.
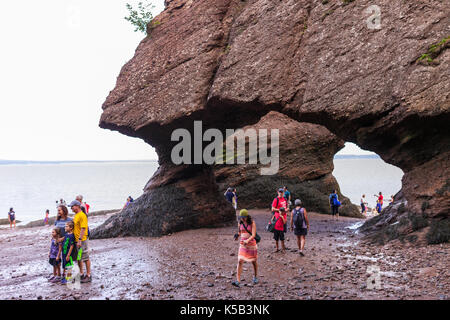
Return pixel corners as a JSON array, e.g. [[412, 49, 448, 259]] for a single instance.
[[125, 1, 156, 34]]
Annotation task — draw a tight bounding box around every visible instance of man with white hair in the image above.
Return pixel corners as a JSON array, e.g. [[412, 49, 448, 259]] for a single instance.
[[76, 195, 90, 215]]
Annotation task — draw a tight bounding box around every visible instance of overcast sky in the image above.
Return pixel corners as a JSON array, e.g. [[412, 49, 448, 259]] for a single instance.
[[0, 0, 372, 161]]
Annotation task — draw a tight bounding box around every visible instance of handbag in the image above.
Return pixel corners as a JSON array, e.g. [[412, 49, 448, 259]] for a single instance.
[[242, 223, 261, 243]]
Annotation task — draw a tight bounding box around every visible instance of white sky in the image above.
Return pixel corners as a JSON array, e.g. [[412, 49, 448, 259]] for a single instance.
[[0, 0, 372, 161]]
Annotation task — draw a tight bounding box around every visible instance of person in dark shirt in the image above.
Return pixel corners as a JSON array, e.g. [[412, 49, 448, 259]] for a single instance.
[[61, 221, 76, 284], [8, 208, 16, 229]]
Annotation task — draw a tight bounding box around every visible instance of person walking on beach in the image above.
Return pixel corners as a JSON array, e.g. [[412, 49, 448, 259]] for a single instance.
[[232, 209, 258, 288], [8, 208, 16, 229], [271, 207, 287, 253], [329, 190, 340, 220], [290, 199, 309, 256], [44, 209, 50, 226], [69, 200, 92, 283], [48, 228, 62, 283], [360, 195, 368, 216]]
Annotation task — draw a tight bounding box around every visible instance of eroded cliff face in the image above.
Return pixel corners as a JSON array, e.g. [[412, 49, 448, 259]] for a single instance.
[[93, 0, 449, 242]]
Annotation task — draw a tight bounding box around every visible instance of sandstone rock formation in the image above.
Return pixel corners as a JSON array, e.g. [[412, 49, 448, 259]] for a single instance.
[[93, 0, 449, 242], [214, 111, 360, 217]]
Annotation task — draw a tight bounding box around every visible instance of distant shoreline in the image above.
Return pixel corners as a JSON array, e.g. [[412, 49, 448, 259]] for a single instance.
[[0, 155, 378, 165], [334, 154, 380, 159], [0, 159, 158, 165]]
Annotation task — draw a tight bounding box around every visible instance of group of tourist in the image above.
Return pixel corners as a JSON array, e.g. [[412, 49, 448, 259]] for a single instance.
[[48, 195, 92, 285], [360, 192, 393, 215], [230, 186, 310, 288]]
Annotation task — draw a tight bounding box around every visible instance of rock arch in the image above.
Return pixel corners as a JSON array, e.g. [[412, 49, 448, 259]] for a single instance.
[[92, 0, 449, 243]]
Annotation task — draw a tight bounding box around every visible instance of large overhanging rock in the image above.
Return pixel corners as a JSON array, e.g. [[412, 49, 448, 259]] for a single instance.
[[94, 0, 449, 243], [214, 111, 361, 217]]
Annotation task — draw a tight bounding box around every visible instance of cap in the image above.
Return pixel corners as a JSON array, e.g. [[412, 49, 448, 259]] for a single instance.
[[68, 200, 81, 207], [295, 199, 302, 206], [278, 188, 284, 193]]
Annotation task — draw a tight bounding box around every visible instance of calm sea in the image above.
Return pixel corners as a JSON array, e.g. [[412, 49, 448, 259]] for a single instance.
[[333, 158, 404, 208], [0, 158, 404, 223], [0, 161, 159, 224]]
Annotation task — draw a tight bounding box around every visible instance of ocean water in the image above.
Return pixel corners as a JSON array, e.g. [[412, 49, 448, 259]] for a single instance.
[[0, 158, 404, 224], [333, 158, 404, 208], [0, 161, 159, 224]]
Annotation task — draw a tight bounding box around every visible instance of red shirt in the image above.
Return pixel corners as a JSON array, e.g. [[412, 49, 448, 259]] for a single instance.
[[274, 212, 286, 231], [378, 195, 383, 204], [272, 197, 287, 211]]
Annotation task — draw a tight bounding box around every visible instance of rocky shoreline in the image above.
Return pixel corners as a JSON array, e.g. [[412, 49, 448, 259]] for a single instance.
[[1, 210, 447, 300]]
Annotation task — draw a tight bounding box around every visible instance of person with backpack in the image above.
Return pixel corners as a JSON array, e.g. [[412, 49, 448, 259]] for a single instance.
[[290, 199, 309, 256], [232, 209, 259, 288], [272, 188, 288, 232], [329, 190, 341, 220]]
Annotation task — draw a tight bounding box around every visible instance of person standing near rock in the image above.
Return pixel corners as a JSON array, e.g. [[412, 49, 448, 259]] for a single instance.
[[329, 190, 340, 220], [283, 186, 292, 208], [290, 199, 309, 256], [272, 188, 288, 231], [271, 207, 287, 252], [8, 208, 16, 229], [232, 188, 238, 210], [69, 200, 91, 283], [374, 192, 383, 212], [360, 194, 368, 216], [232, 209, 258, 288]]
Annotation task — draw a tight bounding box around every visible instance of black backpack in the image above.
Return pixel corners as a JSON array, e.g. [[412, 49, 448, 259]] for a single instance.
[[292, 207, 305, 229]]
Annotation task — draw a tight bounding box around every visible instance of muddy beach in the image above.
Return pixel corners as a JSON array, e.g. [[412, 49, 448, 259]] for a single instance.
[[0, 210, 448, 300]]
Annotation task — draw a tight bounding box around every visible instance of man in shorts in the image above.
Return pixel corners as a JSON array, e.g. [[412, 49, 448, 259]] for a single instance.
[[69, 200, 92, 283], [271, 207, 287, 253]]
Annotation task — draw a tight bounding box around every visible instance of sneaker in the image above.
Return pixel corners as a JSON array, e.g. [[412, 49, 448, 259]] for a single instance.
[[231, 281, 240, 288], [47, 276, 55, 282], [252, 277, 259, 285], [299, 251, 305, 256], [81, 275, 92, 283], [60, 278, 67, 285], [51, 276, 61, 283], [80, 274, 87, 280]]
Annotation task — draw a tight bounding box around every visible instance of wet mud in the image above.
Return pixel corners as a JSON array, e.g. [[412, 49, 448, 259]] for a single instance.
[[0, 210, 448, 300]]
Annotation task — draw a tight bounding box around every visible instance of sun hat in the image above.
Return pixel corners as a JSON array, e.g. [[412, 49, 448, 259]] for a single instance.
[[239, 209, 249, 218]]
